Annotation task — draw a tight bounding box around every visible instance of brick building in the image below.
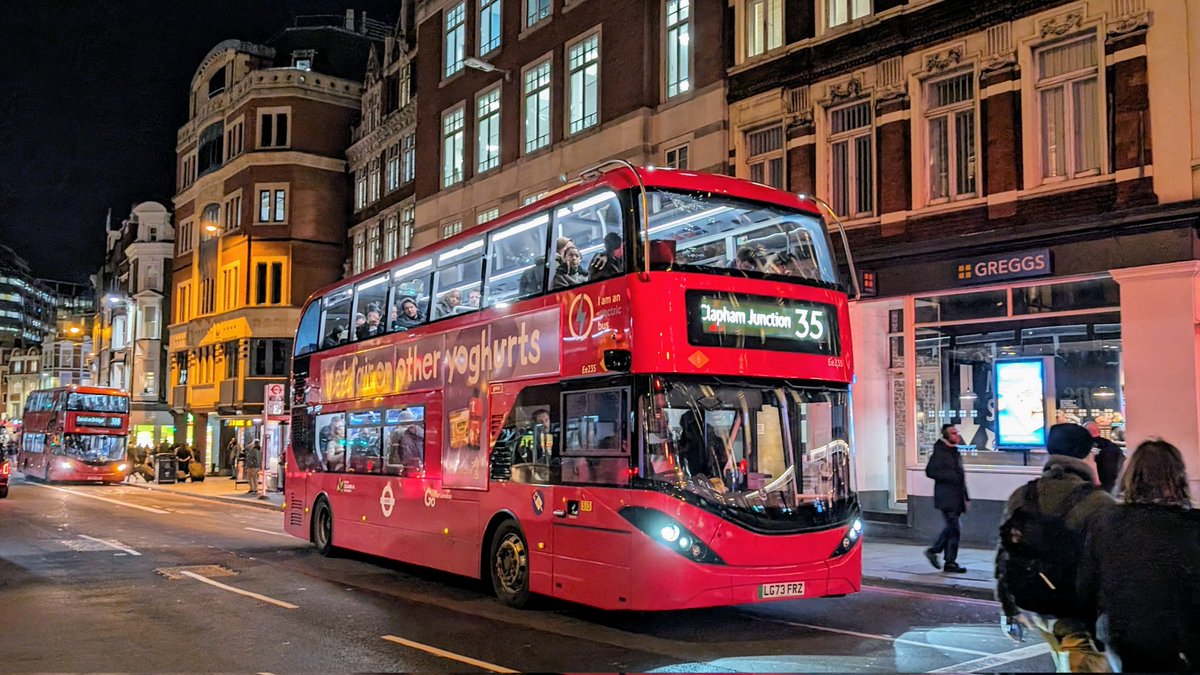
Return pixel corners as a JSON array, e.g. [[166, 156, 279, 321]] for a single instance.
[[410, 0, 727, 245], [348, 6, 419, 276], [169, 12, 384, 471], [727, 0, 1200, 541]]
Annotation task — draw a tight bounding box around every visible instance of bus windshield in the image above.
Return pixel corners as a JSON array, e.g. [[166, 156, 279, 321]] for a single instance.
[[66, 393, 129, 414], [63, 434, 126, 463], [641, 377, 853, 531], [644, 190, 839, 285]]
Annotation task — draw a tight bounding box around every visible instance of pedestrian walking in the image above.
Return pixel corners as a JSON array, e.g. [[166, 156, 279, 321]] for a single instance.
[[1077, 439, 1200, 673], [924, 424, 969, 573], [995, 423, 1114, 673], [226, 436, 241, 479], [1083, 421, 1124, 494], [245, 440, 262, 496]]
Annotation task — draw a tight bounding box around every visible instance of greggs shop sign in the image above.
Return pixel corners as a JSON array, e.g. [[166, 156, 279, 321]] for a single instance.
[[955, 248, 1052, 285]]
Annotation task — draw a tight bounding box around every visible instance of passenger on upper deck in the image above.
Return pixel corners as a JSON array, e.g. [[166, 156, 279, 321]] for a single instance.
[[588, 233, 623, 279], [551, 246, 588, 289], [437, 289, 462, 318], [392, 297, 423, 331], [356, 303, 386, 340]]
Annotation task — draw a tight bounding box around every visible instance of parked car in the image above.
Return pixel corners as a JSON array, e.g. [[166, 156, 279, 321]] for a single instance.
[[1, 455, 10, 498]]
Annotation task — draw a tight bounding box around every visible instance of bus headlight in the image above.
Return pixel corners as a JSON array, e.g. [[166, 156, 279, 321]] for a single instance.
[[831, 517, 864, 558], [60, 461, 73, 470], [117, 463, 127, 472], [619, 507, 724, 565]]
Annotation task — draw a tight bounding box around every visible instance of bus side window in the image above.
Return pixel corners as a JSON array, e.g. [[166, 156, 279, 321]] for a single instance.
[[389, 271, 431, 332], [433, 245, 484, 319], [383, 405, 425, 476], [295, 302, 321, 357], [291, 410, 319, 471], [491, 384, 560, 485], [321, 288, 353, 349], [551, 190, 624, 288], [353, 275, 389, 342], [484, 213, 549, 306], [561, 388, 630, 487], [314, 412, 347, 471]]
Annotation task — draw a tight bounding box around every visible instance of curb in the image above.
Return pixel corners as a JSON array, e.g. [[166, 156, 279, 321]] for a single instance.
[[863, 575, 997, 603], [122, 481, 284, 512]]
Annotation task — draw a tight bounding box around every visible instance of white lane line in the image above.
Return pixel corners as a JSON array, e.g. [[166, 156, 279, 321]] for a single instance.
[[32, 483, 171, 514], [382, 635, 518, 673], [863, 584, 999, 608], [929, 642, 1052, 673], [179, 571, 298, 609], [753, 618, 993, 657], [244, 527, 294, 538], [77, 534, 141, 556]]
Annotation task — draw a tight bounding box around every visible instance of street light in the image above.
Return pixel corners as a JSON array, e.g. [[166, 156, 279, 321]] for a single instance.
[[464, 57, 510, 80]]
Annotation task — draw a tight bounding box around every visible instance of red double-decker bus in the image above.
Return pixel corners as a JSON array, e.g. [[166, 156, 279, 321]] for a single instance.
[[284, 165, 862, 611], [18, 385, 131, 484]]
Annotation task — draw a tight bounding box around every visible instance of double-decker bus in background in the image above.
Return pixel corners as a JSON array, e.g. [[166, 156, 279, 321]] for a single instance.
[[284, 164, 862, 611], [18, 385, 131, 484]]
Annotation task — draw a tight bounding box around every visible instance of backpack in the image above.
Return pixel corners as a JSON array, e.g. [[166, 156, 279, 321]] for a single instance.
[[997, 479, 1095, 616]]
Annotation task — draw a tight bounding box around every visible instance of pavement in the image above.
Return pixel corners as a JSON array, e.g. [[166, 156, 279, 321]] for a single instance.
[[124, 477, 997, 601]]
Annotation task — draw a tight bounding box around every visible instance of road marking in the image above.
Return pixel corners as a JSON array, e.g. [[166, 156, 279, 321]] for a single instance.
[[77, 534, 141, 556], [244, 527, 294, 538], [750, 617, 993, 657], [929, 642, 1052, 672], [179, 571, 298, 609], [382, 635, 518, 673], [32, 483, 171, 514], [863, 584, 999, 607]]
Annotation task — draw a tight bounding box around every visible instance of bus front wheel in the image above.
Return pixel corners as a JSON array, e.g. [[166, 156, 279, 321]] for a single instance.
[[312, 498, 336, 557], [489, 521, 530, 608]]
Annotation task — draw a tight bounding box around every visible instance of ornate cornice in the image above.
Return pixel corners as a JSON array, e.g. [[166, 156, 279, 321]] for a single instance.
[[925, 47, 963, 74], [1039, 11, 1084, 38], [347, 102, 417, 164], [822, 77, 864, 106]]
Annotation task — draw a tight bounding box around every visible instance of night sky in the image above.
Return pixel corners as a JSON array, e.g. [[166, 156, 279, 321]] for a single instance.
[[0, 1, 398, 283]]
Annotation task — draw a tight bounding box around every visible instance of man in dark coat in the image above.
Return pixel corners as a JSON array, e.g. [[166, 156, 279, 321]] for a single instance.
[[995, 423, 1113, 673], [1083, 421, 1123, 493], [924, 424, 969, 573]]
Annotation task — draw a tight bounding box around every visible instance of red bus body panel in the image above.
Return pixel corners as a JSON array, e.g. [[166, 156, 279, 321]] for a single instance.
[[17, 386, 129, 483], [284, 168, 861, 611]]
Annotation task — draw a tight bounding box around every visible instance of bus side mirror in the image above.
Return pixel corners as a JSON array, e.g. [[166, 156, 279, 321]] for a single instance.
[[604, 349, 632, 372]]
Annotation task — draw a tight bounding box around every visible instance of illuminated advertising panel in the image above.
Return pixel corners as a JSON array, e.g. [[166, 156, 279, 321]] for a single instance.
[[995, 359, 1047, 448]]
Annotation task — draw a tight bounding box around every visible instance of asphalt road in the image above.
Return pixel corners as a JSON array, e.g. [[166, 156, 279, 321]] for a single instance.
[[0, 476, 1057, 673]]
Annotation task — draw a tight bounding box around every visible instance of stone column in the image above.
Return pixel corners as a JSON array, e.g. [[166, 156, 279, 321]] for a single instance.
[[1111, 261, 1200, 498]]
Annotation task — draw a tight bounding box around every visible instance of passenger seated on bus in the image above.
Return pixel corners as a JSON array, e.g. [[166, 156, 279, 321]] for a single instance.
[[392, 297, 423, 331], [356, 303, 386, 340], [468, 289, 481, 308], [319, 417, 347, 471], [588, 233, 623, 279], [322, 323, 348, 349], [436, 289, 462, 318], [551, 246, 588, 290], [733, 245, 768, 272]]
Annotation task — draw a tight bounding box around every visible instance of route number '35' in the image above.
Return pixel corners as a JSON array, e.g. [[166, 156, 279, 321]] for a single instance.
[[793, 309, 826, 341]]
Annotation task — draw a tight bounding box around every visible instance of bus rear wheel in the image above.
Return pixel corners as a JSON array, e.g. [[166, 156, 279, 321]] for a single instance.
[[0, 486, 8, 498], [312, 498, 336, 557], [489, 521, 530, 608]]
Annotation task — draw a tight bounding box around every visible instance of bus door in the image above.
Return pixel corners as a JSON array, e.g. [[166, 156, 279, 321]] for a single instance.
[[552, 387, 634, 607]]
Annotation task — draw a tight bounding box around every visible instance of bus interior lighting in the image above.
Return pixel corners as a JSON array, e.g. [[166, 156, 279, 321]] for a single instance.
[[438, 239, 484, 263], [492, 214, 549, 241], [356, 275, 388, 291], [556, 190, 617, 217], [392, 259, 433, 279], [647, 206, 733, 236]]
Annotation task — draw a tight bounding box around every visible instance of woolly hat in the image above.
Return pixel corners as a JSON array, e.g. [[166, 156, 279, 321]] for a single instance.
[[1046, 423, 1093, 459]]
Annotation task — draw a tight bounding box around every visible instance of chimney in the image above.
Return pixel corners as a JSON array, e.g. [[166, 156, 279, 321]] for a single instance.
[[344, 9, 355, 30], [360, 12, 368, 34]]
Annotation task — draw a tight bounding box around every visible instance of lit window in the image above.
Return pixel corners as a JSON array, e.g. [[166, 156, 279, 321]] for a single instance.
[[292, 50, 315, 71], [384, 216, 400, 261], [355, 171, 367, 210], [401, 133, 416, 184], [477, 208, 500, 224], [386, 143, 400, 192], [524, 60, 552, 154], [926, 72, 977, 202], [567, 33, 600, 135], [1036, 36, 1101, 180], [828, 101, 873, 217], [480, 0, 502, 55], [444, 3, 466, 78], [477, 87, 502, 173], [522, 192, 547, 206], [367, 224, 381, 269], [828, 0, 870, 28], [526, 0, 550, 28], [746, 125, 784, 189], [257, 187, 287, 222], [353, 232, 366, 274], [746, 0, 783, 58], [369, 158, 381, 203], [442, 107, 466, 188], [665, 0, 691, 97], [442, 221, 463, 238]]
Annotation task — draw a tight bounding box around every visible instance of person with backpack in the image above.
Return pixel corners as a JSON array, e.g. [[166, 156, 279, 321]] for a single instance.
[[924, 424, 970, 573], [1076, 439, 1200, 673], [995, 423, 1115, 673], [1082, 421, 1124, 494]]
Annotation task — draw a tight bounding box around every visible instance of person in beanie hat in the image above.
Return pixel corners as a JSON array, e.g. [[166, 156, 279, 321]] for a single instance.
[[994, 423, 1114, 673]]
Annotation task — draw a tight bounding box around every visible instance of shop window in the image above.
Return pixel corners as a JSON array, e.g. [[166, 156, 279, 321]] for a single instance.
[[1013, 277, 1119, 315], [915, 289, 1008, 323], [383, 406, 426, 476], [491, 384, 560, 483]]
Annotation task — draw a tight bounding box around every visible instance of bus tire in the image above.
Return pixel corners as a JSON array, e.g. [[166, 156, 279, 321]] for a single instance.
[[0, 486, 7, 498], [312, 497, 336, 557], [489, 520, 530, 608]]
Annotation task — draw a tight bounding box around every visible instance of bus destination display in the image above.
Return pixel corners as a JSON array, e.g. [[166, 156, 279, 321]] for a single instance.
[[686, 291, 839, 355]]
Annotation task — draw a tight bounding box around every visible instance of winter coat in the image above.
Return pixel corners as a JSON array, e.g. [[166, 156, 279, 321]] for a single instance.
[[994, 454, 1114, 618], [925, 440, 969, 514], [1092, 437, 1124, 493], [550, 264, 589, 290], [244, 443, 263, 469], [1077, 503, 1200, 671]]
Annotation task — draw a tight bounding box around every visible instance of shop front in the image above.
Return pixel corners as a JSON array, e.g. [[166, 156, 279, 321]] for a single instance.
[[850, 228, 1200, 544]]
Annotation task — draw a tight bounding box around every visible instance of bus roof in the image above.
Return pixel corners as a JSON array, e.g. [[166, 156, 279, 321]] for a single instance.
[[28, 385, 128, 397], [311, 167, 825, 307]]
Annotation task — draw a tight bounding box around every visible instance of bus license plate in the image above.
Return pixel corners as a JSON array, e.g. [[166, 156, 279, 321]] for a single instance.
[[758, 582, 805, 599]]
